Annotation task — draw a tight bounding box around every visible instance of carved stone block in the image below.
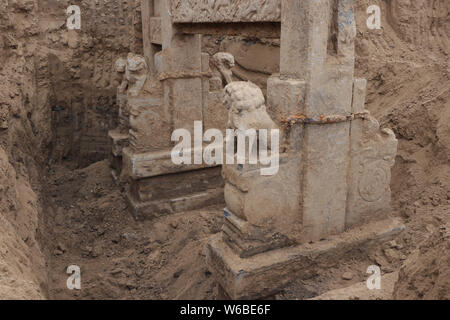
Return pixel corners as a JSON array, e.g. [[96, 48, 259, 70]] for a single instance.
[[170, 0, 281, 23]]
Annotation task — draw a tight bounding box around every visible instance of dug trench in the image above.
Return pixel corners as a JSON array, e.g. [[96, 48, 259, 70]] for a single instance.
[[41, 45, 450, 299], [40, 116, 450, 300], [1, 0, 449, 300]]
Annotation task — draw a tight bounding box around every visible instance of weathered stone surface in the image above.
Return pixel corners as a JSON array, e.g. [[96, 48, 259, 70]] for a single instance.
[[204, 91, 228, 132], [120, 1, 236, 220], [161, 0, 204, 134], [222, 207, 294, 258], [267, 76, 305, 126], [109, 130, 129, 157], [206, 218, 405, 300], [126, 53, 148, 97], [272, 0, 357, 242], [127, 187, 224, 220], [210, 52, 235, 91], [154, 51, 163, 73], [168, 77, 204, 133], [220, 81, 302, 254], [224, 81, 277, 132], [141, 0, 161, 75], [223, 155, 302, 252], [221, 39, 280, 76], [204, 52, 235, 131], [347, 131, 398, 226], [179, 22, 280, 39], [130, 166, 223, 202], [126, 166, 224, 220], [170, 0, 281, 23], [346, 78, 398, 228], [122, 147, 220, 180], [128, 95, 172, 152], [115, 58, 129, 134], [150, 17, 162, 45], [108, 55, 133, 181], [207, 0, 399, 300]]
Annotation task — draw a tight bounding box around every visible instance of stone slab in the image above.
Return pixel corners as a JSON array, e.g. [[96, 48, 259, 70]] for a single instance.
[[122, 146, 221, 179], [108, 130, 129, 157], [180, 22, 280, 39], [206, 217, 405, 300], [150, 17, 162, 45], [311, 272, 398, 300], [170, 0, 281, 23], [125, 165, 224, 219], [130, 165, 223, 202], [127, 187, 224, 220]]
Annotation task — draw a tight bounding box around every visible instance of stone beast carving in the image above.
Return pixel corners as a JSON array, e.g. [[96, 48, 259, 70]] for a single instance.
[[223, 81, 277, 133], [115, 58, 128, 95], [211, 52, 235, 90], [223, 81, 278, 154], [115, 57, 129, 133], [125, 53, 148, 97]]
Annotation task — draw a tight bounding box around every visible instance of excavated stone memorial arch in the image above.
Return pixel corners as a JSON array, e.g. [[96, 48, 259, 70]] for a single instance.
[[109, 0, 404, 299]]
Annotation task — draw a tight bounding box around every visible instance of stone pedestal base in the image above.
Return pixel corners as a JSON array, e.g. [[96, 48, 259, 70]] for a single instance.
[[206, 217, 404, 300], [110, 156, 122, 182], [122, 146, 225, 219], [108, 130, 129, 181], [126, 166, 225, 220]]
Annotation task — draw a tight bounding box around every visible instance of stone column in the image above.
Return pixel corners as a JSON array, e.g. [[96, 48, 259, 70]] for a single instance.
[[141, 0, 156, 75], [267, 0, 357, 242], [276, 0, 356, 242], [207, 0, 401, 300], [141, 0, 162, 76], [122, 0, 224, 219], [160, 0, 203, 135]]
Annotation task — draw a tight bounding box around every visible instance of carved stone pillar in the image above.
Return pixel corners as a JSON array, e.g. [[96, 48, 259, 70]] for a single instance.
[[206, 0, 403, 300], [122, 0, 226, 218]]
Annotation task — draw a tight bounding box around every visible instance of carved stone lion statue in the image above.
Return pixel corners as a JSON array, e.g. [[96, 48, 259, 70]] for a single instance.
[[115, 57, 129, 133], [223, 81, 278, 147], [115, 57, 128, 95], [125, 53, 148, 97]]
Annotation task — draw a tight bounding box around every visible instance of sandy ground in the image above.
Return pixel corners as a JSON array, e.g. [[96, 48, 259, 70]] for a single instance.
[[41, 161, 223, 299], [39, 153, 448, 300]]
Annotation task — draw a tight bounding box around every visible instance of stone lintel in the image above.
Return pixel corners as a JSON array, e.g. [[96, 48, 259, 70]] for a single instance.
[[179, 23, 280, 39], [206, 217, 405, 300], [127, 187, 224, 220], [169, 0, 281, 23], [122, 146, 221, 179]]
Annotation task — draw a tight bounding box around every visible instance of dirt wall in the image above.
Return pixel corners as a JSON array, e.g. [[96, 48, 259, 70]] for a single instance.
[[38, 0, 143, 167], [0, 0, 143, 299], [0, 0, 47, 299]]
